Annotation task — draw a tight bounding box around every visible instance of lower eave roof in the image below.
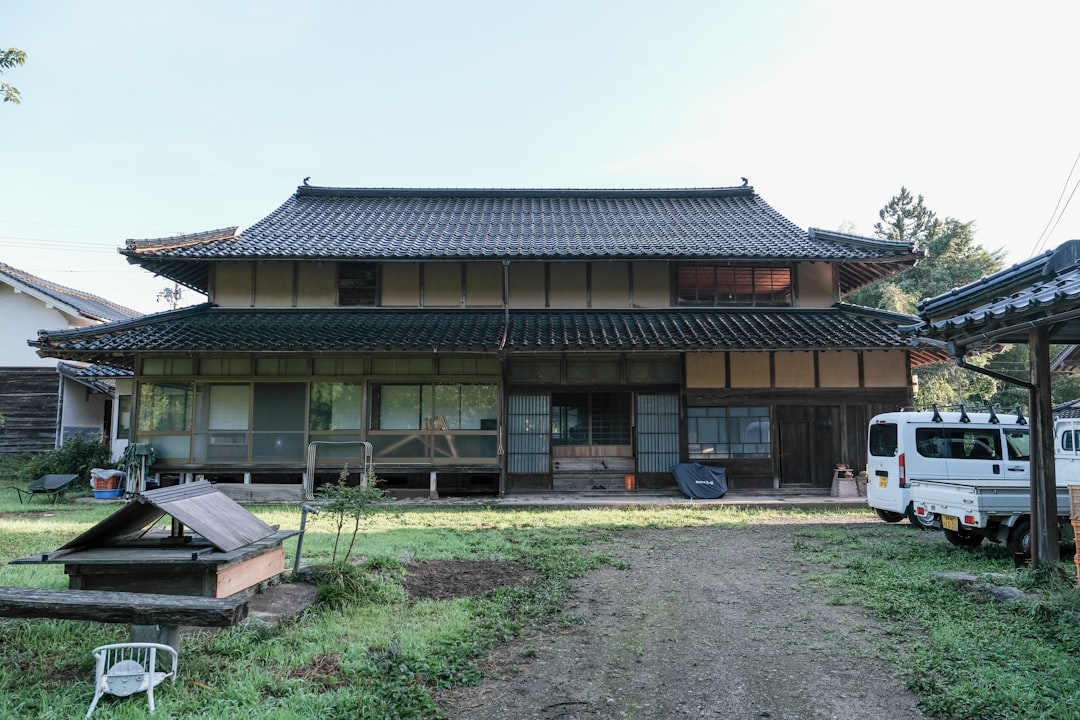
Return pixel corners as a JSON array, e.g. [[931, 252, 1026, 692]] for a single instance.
[[31, 303, 942, 369]]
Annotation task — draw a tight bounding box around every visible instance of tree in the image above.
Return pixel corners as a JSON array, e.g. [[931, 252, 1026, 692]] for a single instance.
[[874, 186, 939, 245], [850, 190, 1005, 314], [851, 188, 1009, 408], [1, 47, 26, 104]]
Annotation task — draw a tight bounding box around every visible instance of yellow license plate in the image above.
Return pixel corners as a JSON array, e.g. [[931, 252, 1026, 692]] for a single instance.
[[941, 515, 958, 531], [878, 476, 888, 488]]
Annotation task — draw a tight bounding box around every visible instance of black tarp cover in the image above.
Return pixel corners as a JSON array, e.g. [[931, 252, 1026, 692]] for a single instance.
[[671, 463, 728, 499]]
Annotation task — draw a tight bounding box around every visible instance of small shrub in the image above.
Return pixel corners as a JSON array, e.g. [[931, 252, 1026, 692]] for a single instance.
[[26, 433, 111, 482], [316, 465, 391, 564]]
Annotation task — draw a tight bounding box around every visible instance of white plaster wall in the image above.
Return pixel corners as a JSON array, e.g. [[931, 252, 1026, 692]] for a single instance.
[[60, 376, 106, 440], [0, 286, 73, 366]]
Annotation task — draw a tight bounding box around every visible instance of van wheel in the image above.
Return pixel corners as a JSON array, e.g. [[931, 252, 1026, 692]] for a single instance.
[[1006, 519, 1031, 559], [943, 528, 984, 548], [906, 505, 936, 530], [875, 509, 905, 523]]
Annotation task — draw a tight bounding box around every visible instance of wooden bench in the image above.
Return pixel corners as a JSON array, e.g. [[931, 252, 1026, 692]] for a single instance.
[[0, 587, 249, 651]]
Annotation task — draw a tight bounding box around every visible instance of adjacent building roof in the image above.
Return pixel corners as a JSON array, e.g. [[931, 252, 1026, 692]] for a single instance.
[[907, 239, 1080, 350], [56, 360, 133, 396], [122, 185, 921, 295], [0, 261, 141, 322], [31, 302, 943, 369]]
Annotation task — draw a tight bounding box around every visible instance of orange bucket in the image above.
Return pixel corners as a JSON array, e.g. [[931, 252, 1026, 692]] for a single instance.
[[624, 474, 636, 491]]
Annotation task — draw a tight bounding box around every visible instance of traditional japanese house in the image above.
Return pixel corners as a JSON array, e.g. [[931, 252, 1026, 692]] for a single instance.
[[31, 184, 937, 498]]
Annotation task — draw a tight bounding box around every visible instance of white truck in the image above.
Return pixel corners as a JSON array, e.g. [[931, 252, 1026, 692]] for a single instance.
[[866, 409, 1078, 555]]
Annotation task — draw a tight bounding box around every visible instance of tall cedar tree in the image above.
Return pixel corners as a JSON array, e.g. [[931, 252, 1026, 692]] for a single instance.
[[852, 188, 1080, 410], [849, 188, 1012, 409]]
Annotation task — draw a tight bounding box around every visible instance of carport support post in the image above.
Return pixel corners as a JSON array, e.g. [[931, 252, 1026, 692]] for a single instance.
[[1030, 327, 1059, 567]]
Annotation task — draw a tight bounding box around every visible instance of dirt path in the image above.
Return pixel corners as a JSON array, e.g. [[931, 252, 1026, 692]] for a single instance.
[[437, 514, 928, 720]]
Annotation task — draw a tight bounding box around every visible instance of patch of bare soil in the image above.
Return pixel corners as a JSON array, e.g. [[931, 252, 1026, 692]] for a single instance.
[[433, 514, 929, 720], [404, 560, 536, 601]]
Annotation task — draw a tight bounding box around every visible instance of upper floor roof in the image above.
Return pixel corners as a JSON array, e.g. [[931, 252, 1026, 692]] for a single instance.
[[0, 261, 141, 322], [122, 185, 922, 295]]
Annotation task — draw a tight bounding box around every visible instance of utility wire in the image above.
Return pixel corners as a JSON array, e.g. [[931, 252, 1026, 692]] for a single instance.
[[1032, 150, 1080, 257]]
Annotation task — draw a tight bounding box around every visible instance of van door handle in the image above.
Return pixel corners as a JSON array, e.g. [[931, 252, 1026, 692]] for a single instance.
[[1006, 466, 1026, 473], [992, 464, 1000, 474]]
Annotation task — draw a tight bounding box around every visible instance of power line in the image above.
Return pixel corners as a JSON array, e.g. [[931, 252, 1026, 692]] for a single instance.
[[1032, 150, 1080, 257]]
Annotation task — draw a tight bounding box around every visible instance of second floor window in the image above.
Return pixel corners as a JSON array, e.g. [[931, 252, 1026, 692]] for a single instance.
[[338, 262, 377, 306], [676, 265, 792, 307]]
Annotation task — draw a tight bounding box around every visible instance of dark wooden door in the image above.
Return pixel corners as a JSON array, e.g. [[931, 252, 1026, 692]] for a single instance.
[[778, 418, 813, 485], [777, 405, 835, 488]]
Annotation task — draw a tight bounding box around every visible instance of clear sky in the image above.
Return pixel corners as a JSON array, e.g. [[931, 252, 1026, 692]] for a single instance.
[[3, 0, 1078, 313]]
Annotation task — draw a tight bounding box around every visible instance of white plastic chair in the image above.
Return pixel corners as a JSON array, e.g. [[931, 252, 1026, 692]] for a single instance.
[[86, 642, 178, 717]]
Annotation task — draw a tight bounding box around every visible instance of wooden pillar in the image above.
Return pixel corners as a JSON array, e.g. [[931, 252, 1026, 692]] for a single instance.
[[1030, 327, 1059, 566], [429, 471, 439, 500]]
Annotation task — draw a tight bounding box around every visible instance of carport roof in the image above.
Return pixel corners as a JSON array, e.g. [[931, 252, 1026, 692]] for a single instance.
[[907, 240, 1080, 351]]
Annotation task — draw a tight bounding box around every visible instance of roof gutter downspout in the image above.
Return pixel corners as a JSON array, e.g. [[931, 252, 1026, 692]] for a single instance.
[[948, 342, 1034, 391], [499, 260, 510, 352], [497, 260, 510, 496]]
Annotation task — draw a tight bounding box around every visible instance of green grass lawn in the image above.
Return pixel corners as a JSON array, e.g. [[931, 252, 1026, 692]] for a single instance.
[[1, 498, 1079, 719]]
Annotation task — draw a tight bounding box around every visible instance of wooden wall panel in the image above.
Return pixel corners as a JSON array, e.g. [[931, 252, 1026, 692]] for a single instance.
[[0, 368, 58, 454]]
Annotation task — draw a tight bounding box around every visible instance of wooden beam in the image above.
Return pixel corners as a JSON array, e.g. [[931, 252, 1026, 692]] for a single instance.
[[1030, 327, 1059, 566], [0, 587, 248, 627]]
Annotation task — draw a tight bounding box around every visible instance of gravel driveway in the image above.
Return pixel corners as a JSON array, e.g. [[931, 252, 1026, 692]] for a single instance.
[[437, 513, 928, 720]]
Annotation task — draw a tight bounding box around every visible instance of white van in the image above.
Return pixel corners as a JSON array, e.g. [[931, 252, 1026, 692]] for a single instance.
[[1056, 417, 1080, 484], [865, 409, 1031, 527]]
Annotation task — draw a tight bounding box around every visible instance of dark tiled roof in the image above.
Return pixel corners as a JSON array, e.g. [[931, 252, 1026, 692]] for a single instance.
[[56, 361, 132, 395], [122, 186, 920, 294], [1054, 397, 1080, 418], [908, 239, 1080, 349], [32, 303, 929, 369], [0, 262, 141, 322]]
